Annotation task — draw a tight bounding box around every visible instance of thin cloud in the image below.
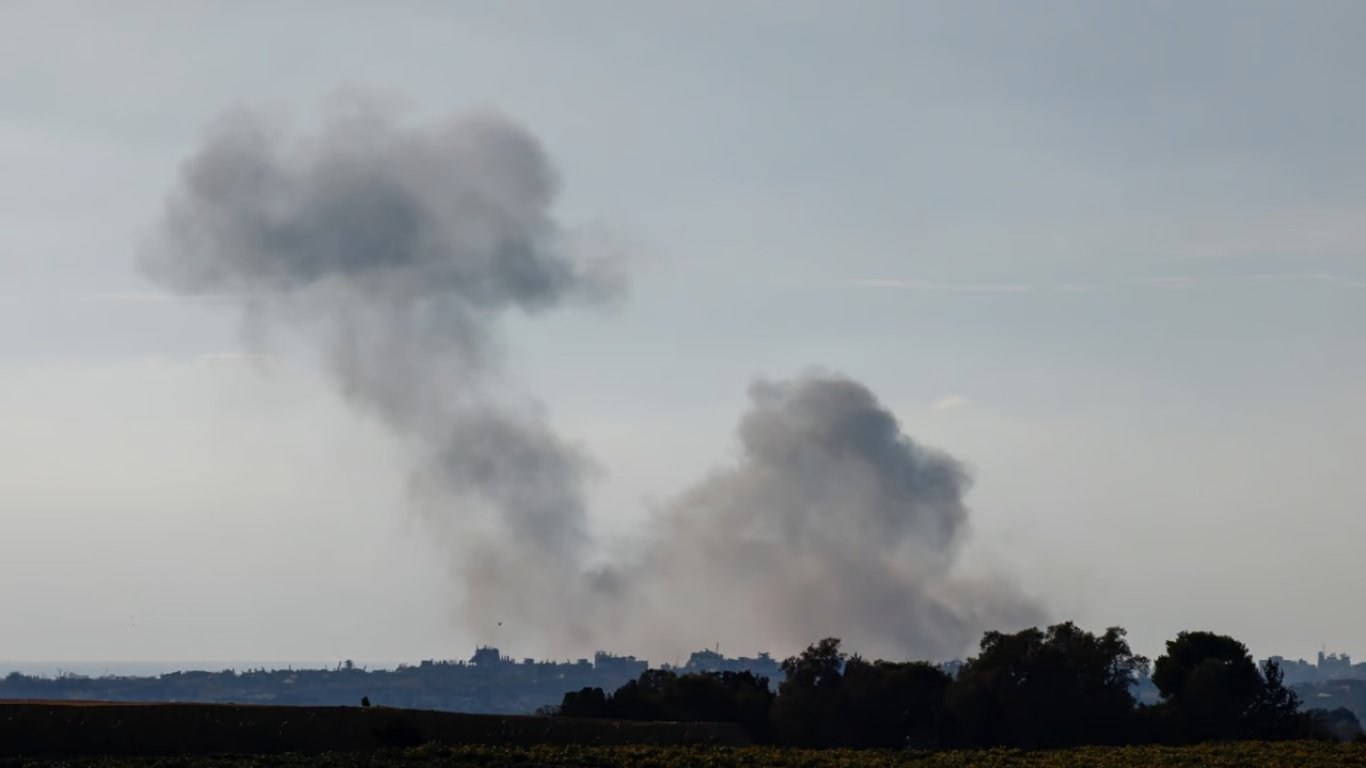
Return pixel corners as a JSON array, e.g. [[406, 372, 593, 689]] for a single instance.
[[850, 279, 1033, 293], [1052, 283, 1097, 292], [932, 394, 971, 411]]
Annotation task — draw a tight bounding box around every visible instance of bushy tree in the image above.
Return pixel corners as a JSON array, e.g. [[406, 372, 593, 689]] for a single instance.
[[557, 669, 774, 741], [1302, 707, 1364, 742], [945, 622, 1148, 748], [557, 686, 608, 718], [772, 638, 846, 747], [1152, 630, 1305, 742], [559, 624, 1326, 750], [840, 657, 952, 748]]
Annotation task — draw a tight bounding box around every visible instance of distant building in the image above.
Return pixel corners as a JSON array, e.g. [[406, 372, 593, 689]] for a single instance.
[[1319, 651, 1353, 679], [1266, 651, 1365, 686], [469, 646, 507, 667], [669, 649, 783, 685], [0, 644, 791, 715], [594, 651, 648, 678]]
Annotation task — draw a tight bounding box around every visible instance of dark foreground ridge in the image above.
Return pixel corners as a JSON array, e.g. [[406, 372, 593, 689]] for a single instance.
[[6, 741, 1366, 768], [0, 701, 749, 758]]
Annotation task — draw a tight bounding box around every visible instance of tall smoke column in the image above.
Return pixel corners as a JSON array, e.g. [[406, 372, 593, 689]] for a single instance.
[[143, 104, 621, 646], [609, 372, 1042, 661]]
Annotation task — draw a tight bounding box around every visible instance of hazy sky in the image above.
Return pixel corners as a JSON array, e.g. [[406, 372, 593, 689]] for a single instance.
[[3, 1, 1364, 667]]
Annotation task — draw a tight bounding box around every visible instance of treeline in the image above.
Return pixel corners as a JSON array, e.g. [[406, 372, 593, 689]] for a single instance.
[[557, 623, 1365, 748]]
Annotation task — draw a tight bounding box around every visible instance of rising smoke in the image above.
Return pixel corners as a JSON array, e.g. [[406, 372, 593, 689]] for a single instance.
[[143, 103, 619, 645], [146, 103, 1039, 662], [605, 373, 1041, 661]]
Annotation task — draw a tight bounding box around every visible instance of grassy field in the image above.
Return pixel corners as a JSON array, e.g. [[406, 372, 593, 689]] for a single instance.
[[5, 742, 1366, 768]]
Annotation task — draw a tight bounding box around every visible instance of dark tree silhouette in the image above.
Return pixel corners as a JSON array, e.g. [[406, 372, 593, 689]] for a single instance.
[[1248, 658, 1304, 739], [1152, 630, 1305, 742], [557, 670, 774, 741], [772, 638, 847, 747], [558, 686, 607, 718], [945, 622, 1148, 748], [840, 657, 952, 748], [551, 625, 1334, 750], [1302, 706, 1364, 742]]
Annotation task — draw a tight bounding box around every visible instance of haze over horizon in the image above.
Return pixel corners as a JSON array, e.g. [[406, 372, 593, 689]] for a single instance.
[[3, 1, 1364, 667]]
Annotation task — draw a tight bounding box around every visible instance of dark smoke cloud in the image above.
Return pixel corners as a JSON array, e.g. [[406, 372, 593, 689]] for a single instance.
[[144, 104, 619, 644], [606, 372, 1042, 661], [148, 102, 1039, 661]]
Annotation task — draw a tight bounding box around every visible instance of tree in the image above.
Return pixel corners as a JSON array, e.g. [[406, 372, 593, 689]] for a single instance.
[[772, 638, 846, 747], [1152, 630, 1303, 742], [558, 686, 608, 718], [711, 671, 776, 743], [840, 657, 952, 748], [608, 669, 676, 721], [1152, 632, 1260, 704], [1302, 707, 1364, 742], [556, 670, 775, 742], [945, 622, 1148, 748], [1247, 659, 1303, 739]]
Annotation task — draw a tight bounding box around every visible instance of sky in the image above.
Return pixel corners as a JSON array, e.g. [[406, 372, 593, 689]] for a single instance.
[[2, 0, 1364, 668]]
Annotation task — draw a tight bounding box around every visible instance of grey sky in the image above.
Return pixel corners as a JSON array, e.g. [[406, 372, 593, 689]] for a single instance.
[[2, 1, 1364, 665]]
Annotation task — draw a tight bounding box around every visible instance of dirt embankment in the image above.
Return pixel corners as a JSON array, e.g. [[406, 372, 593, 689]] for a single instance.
[[0, 701, 750, 757]]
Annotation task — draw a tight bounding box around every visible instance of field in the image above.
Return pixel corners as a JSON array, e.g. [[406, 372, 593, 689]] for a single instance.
[[2, 703, 1363, 767], [4, 743, 1366, 768], [0, 702, 745, 757]]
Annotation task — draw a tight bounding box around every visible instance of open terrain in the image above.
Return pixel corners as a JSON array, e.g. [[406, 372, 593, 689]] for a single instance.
[[3, 743, 1366, 768], [4, 701, 1364, 767], [0, 701, 746, 758]]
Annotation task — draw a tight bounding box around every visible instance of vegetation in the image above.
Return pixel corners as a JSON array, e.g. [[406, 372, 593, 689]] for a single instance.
[[561, 669, 773, 741], [945, 623, 1145, 748], [4, 623, 1359, 760], [559, 623, 1362, 748], [6, 742, 1366, 768]]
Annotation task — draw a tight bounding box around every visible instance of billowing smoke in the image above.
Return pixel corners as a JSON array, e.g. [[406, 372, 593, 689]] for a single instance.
[[603, 373, 1040, 661], [147, 103, 1039, 662], [143, 104, 620, 645]]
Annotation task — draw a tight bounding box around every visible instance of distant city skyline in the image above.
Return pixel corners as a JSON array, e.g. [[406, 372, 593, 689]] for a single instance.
[[5, 642, 1364, 680]]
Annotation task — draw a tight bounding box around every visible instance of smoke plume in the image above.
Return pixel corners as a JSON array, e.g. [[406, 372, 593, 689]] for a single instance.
[[143, 104, 619, 644], [604, 373, 1040, 660], [147, 103, 1039, 662]]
